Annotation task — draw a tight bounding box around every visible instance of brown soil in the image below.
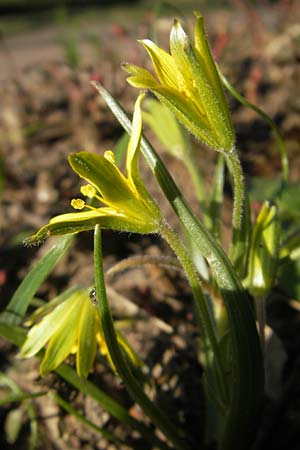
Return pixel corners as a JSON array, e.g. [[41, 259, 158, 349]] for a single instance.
[[1, 2, 300, 449]]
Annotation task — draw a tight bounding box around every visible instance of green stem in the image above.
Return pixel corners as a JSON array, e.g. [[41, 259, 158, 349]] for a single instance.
[[94, 225, 192, 450], [225, 149, 248, 271], [225, 149, 244, 231], [93, 82, 264, 450], [159, 220, 229, 409], [209, 154, 225, 241], [220, 71, 289, 182]]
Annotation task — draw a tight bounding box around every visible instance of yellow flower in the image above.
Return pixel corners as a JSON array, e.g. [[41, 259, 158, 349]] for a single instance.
[[123, 12, 234, 153], [20, 288, 142, 378], [24, 93, 162, 246]]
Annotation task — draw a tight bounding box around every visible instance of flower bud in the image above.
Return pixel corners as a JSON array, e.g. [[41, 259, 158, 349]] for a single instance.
[[246, 201, 280, 298]]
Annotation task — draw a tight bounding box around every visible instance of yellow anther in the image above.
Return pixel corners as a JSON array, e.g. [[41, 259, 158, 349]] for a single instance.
[[81, 184, 96, 198], [104, 150, 115, 164], [71, 199, 85, 210]]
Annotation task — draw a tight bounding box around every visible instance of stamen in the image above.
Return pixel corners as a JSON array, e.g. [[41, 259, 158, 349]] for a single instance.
[[71, 198, 99, 212], [81, 184, 96, 198], [71, 199, 86, 210]]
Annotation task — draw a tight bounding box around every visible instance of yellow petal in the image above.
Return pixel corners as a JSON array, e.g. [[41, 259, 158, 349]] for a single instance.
[[20, 294, 79, 359], [139, 39, 179, 90], [76, 293, 98, 378], [116, 331, 143, 368], [40, 293, 83, 376], [122, 63, 158, 89], [126, 92, 145, 189]]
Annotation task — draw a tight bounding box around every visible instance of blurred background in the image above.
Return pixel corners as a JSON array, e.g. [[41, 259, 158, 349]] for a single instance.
[[1, 1, 300, 449]]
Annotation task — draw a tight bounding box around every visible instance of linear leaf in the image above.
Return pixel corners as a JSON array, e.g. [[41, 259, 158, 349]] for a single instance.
[[1, 235, 73, 325]]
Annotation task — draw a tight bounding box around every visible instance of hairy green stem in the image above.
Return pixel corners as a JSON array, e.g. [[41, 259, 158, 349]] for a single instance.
[[209, 154, 225, 241], [159, 220, 229, 408], [225, 149, 244, 231], [94, 225, 192, 450], [225, 149, 248, 271], [106, 254, 182, 279]]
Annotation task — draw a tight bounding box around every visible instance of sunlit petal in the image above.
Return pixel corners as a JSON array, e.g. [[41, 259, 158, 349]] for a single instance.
[[20, 294, 78, 358], [139, 39, 179, 89], [76, 296, 98, 378]]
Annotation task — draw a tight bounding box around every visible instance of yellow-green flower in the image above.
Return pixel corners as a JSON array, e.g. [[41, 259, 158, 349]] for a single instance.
[[244, 201, 280, 298], [123, 12, 234, 152], [19, 288, 142, 378], [24, 93, 162, 246]]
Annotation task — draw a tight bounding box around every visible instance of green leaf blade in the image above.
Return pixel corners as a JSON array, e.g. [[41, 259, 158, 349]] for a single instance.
[[1, 235, 73, 325]]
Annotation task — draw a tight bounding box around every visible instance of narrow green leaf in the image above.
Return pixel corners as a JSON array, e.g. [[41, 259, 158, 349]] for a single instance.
[[1, 235, 73, 325], [0, 391, 46, 406]]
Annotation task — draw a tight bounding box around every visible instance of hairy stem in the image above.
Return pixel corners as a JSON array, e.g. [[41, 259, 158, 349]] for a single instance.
[[159, 220, 229, 408]]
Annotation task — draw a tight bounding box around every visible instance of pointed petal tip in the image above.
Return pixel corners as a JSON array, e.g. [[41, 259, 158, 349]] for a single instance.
[[170, 18, 188, 46], [138, 38, 156, 50]]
